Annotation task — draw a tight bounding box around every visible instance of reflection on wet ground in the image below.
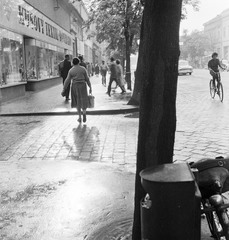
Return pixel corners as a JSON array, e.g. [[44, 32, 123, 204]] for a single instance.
[[0, 115, 138, 239], [0, 115, 138, 172]]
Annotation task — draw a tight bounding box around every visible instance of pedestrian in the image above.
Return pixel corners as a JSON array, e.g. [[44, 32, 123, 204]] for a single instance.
[[91, 63, 95, 76], [78, 55, 87, 69], [59, 54, 72, 101], [116, 59, 126, 93], [106, 57, 125, 96], [61, 57, 92, 123], [87, 62, 92, 77], [95, 63, 100, 76], [100, 60, 108, 86]]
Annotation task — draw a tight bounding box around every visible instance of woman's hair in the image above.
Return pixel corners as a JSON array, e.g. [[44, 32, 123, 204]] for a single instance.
[[212, 52, 218, 58], [72, 57, 80, 65], [116, 59, 120, 64]]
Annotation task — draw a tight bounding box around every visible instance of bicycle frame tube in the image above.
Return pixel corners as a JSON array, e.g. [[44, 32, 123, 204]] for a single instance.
[[210, 195, 229, 240]]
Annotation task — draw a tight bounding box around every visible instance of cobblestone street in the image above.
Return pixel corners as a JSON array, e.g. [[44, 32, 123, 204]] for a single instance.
[[0, 69, 229, 239], [175, 69, 229, 163], [0, 115, 138, 171]]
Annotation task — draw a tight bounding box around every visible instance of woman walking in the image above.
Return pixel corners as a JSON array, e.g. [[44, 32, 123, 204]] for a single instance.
[[62, 57, 92, 123]]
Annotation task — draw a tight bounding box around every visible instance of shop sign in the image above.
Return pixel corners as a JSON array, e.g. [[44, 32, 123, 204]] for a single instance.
[[0, 0, 72, 50], [18, 5, 71, 46]]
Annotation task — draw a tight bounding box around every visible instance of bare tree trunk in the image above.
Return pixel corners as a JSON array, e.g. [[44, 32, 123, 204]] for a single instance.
[[132, 0, 182, 239], [128, 14, 145, 106], [125, 36, 132, 90], [124, 0, 132, 90]]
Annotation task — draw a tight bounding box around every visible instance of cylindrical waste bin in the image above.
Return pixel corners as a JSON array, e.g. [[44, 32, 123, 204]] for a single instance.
[[140, 163, 201, 240]]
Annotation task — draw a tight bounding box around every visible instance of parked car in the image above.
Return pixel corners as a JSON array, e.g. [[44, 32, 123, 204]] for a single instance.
[[221, 59, 229, 71], [178, 60, 193, 75]]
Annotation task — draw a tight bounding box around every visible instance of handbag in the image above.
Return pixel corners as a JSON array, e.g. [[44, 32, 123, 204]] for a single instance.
[[61, 89, 67, 97], [88, 94, 95, 108]]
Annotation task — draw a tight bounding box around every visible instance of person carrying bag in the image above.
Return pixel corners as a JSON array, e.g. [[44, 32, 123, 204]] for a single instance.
[[61, 57, 92, 123]]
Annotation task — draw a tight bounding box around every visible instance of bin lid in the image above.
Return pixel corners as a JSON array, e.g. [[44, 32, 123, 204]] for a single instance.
[[140, 163, 194, 183]]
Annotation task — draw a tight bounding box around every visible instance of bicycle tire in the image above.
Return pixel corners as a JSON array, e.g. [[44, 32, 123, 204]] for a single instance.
[[205, 209, 223, 239], [210, 80, 216, 99], [216, 209, 229, 240], [218, 82, 224, 102]]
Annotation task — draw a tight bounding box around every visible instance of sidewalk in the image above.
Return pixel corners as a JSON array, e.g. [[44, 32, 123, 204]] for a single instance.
[[0, 75, 138, 116]]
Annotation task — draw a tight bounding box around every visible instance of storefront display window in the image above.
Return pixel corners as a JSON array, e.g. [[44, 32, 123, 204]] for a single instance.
[[25, 44, 38, 80], [25, 40, 66, 81], [0, 28, 24, 86]]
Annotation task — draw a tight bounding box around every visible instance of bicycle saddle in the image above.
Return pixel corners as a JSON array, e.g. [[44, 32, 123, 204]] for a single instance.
[[190, 157, 229, 199]]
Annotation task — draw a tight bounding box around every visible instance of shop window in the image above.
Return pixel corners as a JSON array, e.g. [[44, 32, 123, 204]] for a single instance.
[[0, 29, 24, 86], [25, 40, 65, 80], [37, 49, 60, 79], [25, 45, 38, 80]]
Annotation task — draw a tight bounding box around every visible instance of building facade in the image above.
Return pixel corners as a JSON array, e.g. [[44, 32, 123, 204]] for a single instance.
[[0, 0, 102, 102], [204, 8, 229, 61]]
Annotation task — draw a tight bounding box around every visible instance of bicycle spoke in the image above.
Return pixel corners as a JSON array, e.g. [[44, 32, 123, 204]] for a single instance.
[[210, 80, 216, 99], [218, 82, 224, 102]]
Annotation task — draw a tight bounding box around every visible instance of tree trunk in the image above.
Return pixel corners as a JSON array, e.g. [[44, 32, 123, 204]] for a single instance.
[[128, 14, 145, 106], [125, 36, 131, 90], [132, 0, 182, 239], [125, 0, 132, 91]]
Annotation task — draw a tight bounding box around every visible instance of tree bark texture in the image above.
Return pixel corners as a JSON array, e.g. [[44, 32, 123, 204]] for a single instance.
[[125, 35, 132, 90], [128, 14, 145, 106], [125, 0, 132, 91], [132, 0, 182, 239]]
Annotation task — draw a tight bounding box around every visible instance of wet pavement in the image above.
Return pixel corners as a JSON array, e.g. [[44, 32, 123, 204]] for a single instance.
[[0, 115, 137, 240], [0, 69, 229, 239], [0, 75, 137, 115]]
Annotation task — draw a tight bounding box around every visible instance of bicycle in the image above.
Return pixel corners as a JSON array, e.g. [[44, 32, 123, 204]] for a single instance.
[[209, 70, 224, 102], [190, 157, 229, 239], [201, 193, 229, 240]]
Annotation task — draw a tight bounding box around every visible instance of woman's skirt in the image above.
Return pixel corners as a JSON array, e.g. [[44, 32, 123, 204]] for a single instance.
[[71, 82, 88, 109]]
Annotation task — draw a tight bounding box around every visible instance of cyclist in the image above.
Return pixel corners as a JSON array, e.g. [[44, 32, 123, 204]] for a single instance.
[[208, 52, 225, 93]]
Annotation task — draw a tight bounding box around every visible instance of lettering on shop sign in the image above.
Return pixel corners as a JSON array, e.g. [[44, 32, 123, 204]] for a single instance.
[[18, 5, 71, 46]]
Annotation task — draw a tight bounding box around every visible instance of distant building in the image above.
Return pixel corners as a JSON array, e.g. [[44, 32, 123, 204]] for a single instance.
[[204, 8, 229, 61]]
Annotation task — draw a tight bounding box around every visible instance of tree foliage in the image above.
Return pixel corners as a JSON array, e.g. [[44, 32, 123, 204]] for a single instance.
[[182, 0, 199, 19], [180, 30, 211, 67], [85, 0, 143, 90], [86, 0, 143, 53]]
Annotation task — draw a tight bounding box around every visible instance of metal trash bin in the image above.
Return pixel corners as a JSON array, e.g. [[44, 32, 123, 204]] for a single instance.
[[140, 163, 201, 240]]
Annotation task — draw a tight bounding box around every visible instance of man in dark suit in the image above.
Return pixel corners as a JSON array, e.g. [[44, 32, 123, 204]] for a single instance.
[[59, 55, 72, 101], [78, 55, 87, 69]]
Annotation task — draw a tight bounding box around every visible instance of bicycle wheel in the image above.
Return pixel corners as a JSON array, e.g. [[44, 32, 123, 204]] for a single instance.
[[210, 80, 216, 99], [216, 209, 229, 240], [218, 82, 224, 102], [205, 210, 223, 239]]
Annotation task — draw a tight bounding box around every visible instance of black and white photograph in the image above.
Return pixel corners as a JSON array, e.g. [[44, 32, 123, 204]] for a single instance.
[[0, 0, 229, 239]]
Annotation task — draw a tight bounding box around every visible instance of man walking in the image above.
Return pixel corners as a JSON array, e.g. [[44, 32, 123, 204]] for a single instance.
[[78, 55, 87, 69], [59, 55, 72, 101], [100, 60, 108, 86], [106, 57, 125, 96]]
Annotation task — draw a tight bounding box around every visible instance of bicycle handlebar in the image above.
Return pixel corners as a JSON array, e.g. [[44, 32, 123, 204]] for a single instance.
[[210, 68, 226, 74]]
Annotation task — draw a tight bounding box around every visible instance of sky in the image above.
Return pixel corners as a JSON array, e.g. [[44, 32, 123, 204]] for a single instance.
[[180, 0, 229, 34]]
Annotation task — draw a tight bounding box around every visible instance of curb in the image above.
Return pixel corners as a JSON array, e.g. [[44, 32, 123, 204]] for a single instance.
[[0, 107, 139, 117]]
